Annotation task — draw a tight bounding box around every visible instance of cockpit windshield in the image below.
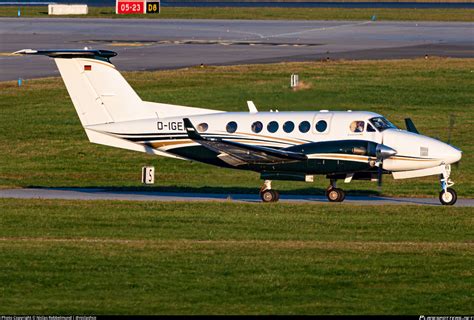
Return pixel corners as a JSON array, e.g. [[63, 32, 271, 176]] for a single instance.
[[369, 117, 397, 132]]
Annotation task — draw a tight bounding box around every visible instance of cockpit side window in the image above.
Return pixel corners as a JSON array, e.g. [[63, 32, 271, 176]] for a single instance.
[[350, 121, 365, 133], [367, 123, 376, 132], [369, 117, 397, 132]]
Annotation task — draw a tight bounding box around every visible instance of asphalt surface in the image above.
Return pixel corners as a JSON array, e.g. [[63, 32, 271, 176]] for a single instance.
[[1, 188, 473, 206], [1, 18, 473, 81]]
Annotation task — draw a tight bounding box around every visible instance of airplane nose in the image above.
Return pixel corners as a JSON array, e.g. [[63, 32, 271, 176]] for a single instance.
[[445, 145, 462, 164]]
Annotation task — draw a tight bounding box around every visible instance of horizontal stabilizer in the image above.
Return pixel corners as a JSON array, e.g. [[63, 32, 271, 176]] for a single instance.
[[14, 49, 117, 62]]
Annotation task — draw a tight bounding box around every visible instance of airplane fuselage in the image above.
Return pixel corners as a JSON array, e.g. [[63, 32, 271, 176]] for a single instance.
[[88, 110, 461, 180]]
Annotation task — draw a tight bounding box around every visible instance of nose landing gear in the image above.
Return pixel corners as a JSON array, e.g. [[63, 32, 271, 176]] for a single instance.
[[259, 180, 280, 203], [439, 164, 457, 206]]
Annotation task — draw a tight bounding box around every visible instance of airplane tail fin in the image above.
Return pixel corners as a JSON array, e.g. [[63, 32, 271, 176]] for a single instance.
[[14, 49, 157, 126], [14, 49, 222, 157]]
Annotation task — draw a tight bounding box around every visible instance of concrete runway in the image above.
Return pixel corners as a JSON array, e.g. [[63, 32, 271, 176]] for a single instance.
[[1, 18, 473, 81], [1, 188, 473, 206]]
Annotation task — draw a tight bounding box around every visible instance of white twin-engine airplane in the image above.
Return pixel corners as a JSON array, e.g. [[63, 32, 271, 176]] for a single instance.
[[15, 49, 463, 205]]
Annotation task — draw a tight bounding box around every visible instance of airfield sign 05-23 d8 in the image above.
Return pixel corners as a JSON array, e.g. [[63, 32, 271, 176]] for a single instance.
[[116, 0, 160, 14]]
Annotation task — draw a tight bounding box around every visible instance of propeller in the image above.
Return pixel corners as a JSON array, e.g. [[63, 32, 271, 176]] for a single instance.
[[447, 114, 455, 145], [446, 114, 461, 168], [375, 144, 397, 188], [377, 166, 383, 188]]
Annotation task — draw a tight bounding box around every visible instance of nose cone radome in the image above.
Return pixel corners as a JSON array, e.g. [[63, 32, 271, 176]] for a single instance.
[[445, 145, 462, 164], [430, 139, 462, 165]]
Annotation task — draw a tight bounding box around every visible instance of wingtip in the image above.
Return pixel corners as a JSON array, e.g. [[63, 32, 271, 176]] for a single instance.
[[182, 118, 194, 129], [13, 49, 38, 55], [183, 118, 203, 140]]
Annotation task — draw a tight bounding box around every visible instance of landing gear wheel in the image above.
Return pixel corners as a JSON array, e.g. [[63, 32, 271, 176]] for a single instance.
[[272, 190, 280, 202], [338, 189, 346, 202], [326, 188, 345, 202], [439, 188, 457, 206], [260, 189, 279, 203]]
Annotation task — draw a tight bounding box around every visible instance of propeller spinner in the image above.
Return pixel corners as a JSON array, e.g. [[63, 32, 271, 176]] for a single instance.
[[375, 144, 397, 187]]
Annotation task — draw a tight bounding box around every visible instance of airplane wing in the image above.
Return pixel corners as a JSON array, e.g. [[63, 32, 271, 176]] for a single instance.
[[183, 118, 307, 166]]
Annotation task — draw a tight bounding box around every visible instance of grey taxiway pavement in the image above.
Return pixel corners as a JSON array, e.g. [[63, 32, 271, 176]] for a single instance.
[[1, 188, 473, 206], [1, 18, 473, 81]]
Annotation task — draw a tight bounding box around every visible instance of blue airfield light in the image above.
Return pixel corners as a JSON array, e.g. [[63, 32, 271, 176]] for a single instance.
[[18, 7, 21, 17], [18, 78, 22, 87]]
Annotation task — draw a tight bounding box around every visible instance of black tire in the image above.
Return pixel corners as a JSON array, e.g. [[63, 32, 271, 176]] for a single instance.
[[261, 190, 277, 203], [338, 188, 346, 202], [439, 188, 457, 206], [272, 190, 280, 202], [327, 188, 344, 202]]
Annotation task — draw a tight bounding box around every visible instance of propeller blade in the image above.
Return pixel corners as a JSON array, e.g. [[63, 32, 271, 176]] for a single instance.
[[377, 165, 383, 188], [447, 114, 455, 145], [453, 160, 461, 169]]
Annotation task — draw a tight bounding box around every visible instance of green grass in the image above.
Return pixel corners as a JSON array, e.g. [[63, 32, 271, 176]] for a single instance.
[[0, 58, 473, 197], [0, 198, 473, 314], [1, 6, 473, 21]]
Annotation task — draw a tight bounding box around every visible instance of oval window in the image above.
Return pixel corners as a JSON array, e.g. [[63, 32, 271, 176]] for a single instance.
[[283, 121, 295, 133], [316, 120, 328, 133], [197, 123, 208, 132], [226, 121, 238, 133], [299, 121, 310, 133], [267, 121, 279, 133], [251, 121, 263, 133]]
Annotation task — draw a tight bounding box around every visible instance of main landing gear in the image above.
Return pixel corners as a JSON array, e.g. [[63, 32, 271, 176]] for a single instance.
[[439, 165, 457, 206], [326, 179, 345, 202], [259, 179, 347, 203], [259, 180, 280, 203]]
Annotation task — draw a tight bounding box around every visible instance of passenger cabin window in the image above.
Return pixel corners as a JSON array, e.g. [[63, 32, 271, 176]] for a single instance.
[[369, 117, 397, 132], [197, 123, 208, 132], [251, 121, 263, 133], [367, 123, 376, 132], [315, 120, 328, 133], [226, 121, 238, 133], [299, 121, 310, 133], [350, 121, 365, 133], [283, 121, 295, 133], [267, 121, 279, 133]]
